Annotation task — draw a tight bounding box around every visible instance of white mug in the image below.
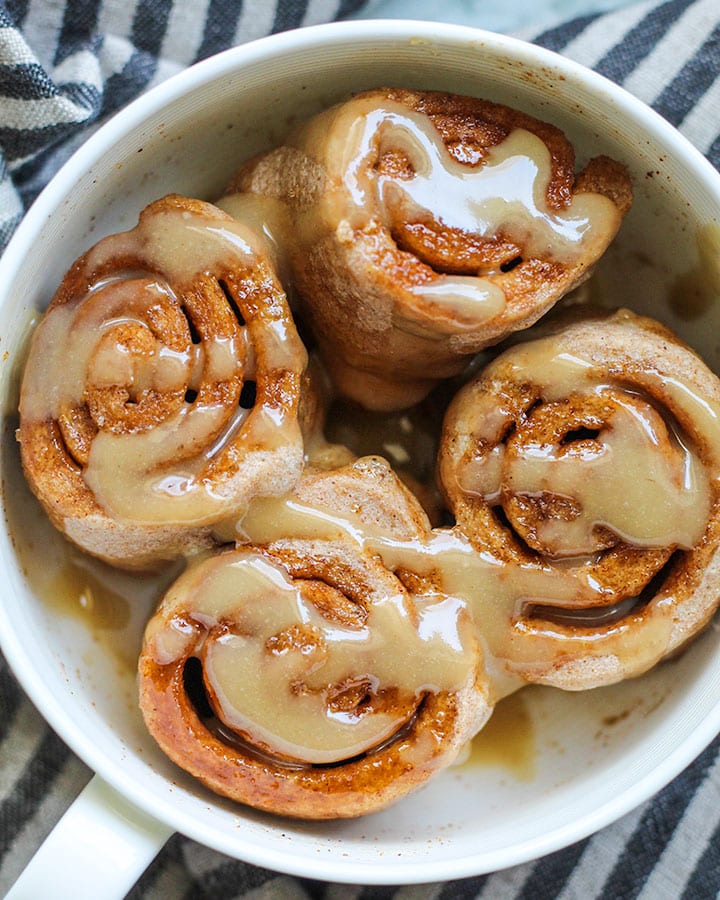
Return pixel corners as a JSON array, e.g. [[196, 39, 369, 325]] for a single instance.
[[2, 19, 720, 898]]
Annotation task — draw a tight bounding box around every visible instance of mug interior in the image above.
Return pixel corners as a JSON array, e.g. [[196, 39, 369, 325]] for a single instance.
[[1, 20, 720, 883]]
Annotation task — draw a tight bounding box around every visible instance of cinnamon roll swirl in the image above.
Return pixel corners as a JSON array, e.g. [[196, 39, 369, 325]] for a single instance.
[[18, 195, 307, 568], [139, 458, 489, 818], [228, 88, 632, 410], [438, 310, 720, 689]]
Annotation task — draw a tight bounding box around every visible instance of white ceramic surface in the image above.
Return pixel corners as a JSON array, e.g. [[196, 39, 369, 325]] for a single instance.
[[1, 19, 720, 894]]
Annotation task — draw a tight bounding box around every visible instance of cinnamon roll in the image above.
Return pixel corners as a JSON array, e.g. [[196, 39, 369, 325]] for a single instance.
[[438, 310, 720, 689], [227, 88, 632, 411], [139, 458, 490, 818], [18, 195, 307, 569]]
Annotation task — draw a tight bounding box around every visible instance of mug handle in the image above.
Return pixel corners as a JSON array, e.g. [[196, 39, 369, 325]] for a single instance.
[[5, 774, 173, 899]]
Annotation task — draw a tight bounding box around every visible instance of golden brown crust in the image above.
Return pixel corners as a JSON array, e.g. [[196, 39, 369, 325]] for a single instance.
[[18, 194, 308, 569], [228, 88, 633, 411], [438, 309, 720, 689], [139, 647, 481, 818], [138, 461, 491, 818]]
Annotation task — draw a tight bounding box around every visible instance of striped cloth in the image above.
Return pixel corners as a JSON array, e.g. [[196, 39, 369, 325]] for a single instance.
[[1, 0, 720, 896]]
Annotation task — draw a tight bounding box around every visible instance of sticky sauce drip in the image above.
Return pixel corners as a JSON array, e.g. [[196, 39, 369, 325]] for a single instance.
[[216, 193, 293, 287], [146, 550, 476, 764], [323, 99, 620, 322], [220, 440, 712, 694], [457, 334, 719, 555], [19, 204, 306, 526], [502, 396, 706, 555]]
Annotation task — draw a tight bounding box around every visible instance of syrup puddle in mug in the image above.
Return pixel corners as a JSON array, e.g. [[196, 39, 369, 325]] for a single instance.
[[2, 417, 178, 674], [462, 690, 536, 781]]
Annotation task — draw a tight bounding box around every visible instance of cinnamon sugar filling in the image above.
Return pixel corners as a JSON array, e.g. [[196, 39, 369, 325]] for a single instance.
[[19, 196, 307, 533], [143, 544, 477, 765], [181, 653, 426, 770]]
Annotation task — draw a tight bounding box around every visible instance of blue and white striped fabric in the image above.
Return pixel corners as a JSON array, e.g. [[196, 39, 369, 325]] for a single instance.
[[0, 0, 366, 248], [1, 0, 720, 897]]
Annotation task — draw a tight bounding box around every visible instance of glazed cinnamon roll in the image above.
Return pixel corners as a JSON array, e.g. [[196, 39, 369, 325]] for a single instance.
[[18, 195, 307, 569], [139, 458, 490, 818], [228, 88, 632, 410], [438, 310, 720, 689]]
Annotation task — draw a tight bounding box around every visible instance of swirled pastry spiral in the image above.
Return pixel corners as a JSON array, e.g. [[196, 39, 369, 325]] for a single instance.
[[438, 310, 720, 689], [18, 195, 307, 568], [228, 88, 632, 410], [139, 458, 490, 818]]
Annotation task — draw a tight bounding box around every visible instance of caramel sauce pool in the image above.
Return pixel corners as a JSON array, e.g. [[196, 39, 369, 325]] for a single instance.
[[3, 418, 177, 673], [669, 225, 720, 321], [46, 558, 130, 632], [463, 690, 536, 781]]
